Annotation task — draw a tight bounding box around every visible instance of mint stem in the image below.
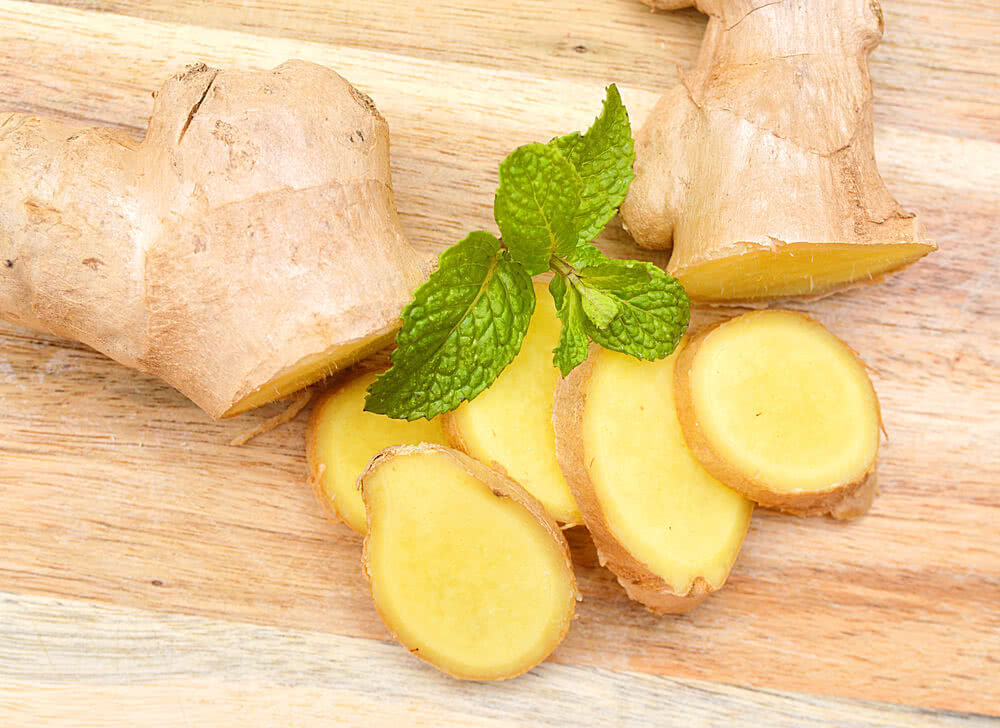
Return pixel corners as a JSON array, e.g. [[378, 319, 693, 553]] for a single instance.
[[550, 257, 575, 277]]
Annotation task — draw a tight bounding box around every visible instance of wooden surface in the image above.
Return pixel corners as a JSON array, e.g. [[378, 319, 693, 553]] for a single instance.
[[0, 0, 998, 724]]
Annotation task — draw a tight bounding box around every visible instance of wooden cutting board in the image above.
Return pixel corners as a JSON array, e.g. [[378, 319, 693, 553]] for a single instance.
[[1, 1, 998, 724]]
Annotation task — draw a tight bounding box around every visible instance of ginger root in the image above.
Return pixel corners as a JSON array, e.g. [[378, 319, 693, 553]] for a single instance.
[[307, 369, 449, 534], [675, 310, 881, 518], [361, 444, 579, 680], [623, 0, 936, 302], [0, 61, 425, 417], [554, 343, 752, 613], [443, 282, 582, 525]]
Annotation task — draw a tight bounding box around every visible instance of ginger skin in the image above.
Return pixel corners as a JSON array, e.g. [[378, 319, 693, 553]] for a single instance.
[[0, 61, 425, 417], [623, 0, 936, 302]]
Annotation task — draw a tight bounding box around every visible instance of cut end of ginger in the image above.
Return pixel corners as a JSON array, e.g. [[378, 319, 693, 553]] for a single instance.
[[675, 310, 881, 517], [227, 330, 397, 418], [554, 344, 752, 613], [306, 369, 449, 534], [674, 242, 937, 303], [444, 281, 581, 525], [361, 445, 578, 680]]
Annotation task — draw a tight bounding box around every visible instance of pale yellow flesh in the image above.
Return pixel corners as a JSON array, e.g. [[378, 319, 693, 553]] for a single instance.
[[449, 282, 580, 523], [677, 242, 935, 302], [688, 312, 879, 494], [583, 348, 752, 593], [226, 330, 396, 417], [365, 452, 575, 680], [310, 372, 448, 534]]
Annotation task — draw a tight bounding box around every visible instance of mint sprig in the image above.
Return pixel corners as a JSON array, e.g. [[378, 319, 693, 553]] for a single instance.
[[365, 85, 690, 420]]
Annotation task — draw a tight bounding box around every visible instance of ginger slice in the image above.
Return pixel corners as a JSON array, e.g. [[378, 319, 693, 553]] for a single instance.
[[444, 281, 581, 525], [307, 370, 449, 534], [554, 344, 752, 613], [675, 310, 881, 518], [361, 445, 579, 680]]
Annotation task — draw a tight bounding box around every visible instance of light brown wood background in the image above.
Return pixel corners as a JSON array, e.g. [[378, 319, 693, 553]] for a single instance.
[[1, 0, 998, 725]]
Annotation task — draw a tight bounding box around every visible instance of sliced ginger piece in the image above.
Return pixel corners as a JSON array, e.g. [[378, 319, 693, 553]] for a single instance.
[[444, 281, 581, 525], [307, 369, 449, 534], [361, 445, 578, 680], [554, 343, 752, 613], [675, 310, 881, 518]]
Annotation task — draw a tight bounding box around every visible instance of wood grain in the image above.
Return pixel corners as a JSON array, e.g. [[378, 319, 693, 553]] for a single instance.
[[0, 0, 998, 722], [32, 0, 1000, 142], [2, 592, 989, 727]]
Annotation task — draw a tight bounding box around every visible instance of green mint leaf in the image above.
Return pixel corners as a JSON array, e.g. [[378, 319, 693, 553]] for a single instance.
[[564, 242, 610, 268], [550, 84, 635, 245], [494, 142, 582, 275], [578, 262, 650, 290], [364, 231, 535, 420], [549, 269, 569, 311], [577, 283, 619, 329], [549, 276, 590, 376], [561, 245, 651, 291], [583, 261, 690, 361]]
